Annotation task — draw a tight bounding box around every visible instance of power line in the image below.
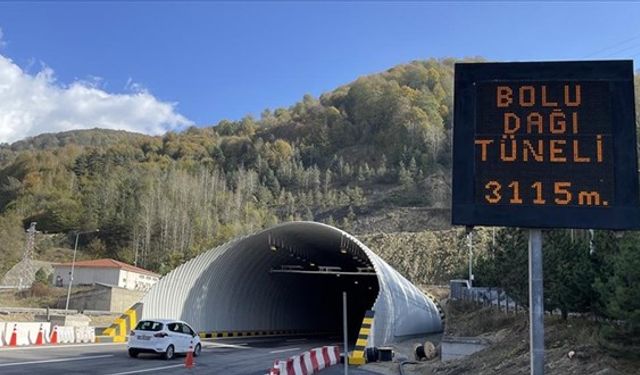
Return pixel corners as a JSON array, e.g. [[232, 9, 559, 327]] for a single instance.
[[584, 33, 640, 58], [600, 42, 640, 59]]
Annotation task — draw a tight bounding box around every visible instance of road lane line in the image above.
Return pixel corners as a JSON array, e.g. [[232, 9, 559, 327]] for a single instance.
[[0, 354, 114, 367], [269, 347, 300, 354], [105, 364, 184, 375], [204, 342, 251, 349], [0, 342, 125, 351]]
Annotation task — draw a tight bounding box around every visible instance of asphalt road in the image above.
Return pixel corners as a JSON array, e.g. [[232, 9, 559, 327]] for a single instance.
[[0, 336, 377, 375]]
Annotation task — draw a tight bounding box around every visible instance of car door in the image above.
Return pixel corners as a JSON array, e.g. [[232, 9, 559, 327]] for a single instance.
[[175, 323, 191, 353], [181, 324, 196, 349], [167, 322, 185, 353]]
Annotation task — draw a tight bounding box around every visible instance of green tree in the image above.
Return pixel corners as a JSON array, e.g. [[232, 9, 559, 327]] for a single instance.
[[34, 267, 50, 285], [594, 232, 640, 352], [544, 230, 595, 319], [398, 161, 413, 189]]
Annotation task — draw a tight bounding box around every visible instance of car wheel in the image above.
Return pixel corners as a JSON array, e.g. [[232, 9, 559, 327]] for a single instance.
[[128, 349, 139, 358], [193, 343, 202, 357], [163, 344, 175, 360]]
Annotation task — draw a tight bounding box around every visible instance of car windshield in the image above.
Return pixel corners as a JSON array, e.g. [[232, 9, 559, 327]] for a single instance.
[[135, 321, 163, 331]]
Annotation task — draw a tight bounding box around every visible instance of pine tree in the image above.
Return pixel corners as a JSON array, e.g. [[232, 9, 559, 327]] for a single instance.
[[544, 230, 595, 319], [594, 232, 640, 349]]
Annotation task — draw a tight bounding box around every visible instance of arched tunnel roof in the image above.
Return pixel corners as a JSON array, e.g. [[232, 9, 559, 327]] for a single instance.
[[141, 222, 443, 346]]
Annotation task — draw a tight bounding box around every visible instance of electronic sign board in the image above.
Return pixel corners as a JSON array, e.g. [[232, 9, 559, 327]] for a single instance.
[[452, 61, 640, 229]]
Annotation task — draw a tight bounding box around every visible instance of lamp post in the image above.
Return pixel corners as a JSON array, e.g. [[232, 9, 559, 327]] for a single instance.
[[65, 229, 99, 312]]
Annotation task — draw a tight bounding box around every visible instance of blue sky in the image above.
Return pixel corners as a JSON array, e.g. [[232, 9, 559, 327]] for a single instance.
[[0, 1, 639, 142]]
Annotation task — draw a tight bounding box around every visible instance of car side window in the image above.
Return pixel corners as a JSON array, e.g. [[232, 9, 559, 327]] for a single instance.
[[167, 323, 180, 332], [182, 324, 194, 336]]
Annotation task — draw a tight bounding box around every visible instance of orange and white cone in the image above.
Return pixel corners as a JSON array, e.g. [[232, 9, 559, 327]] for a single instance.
[[35, 323, 44, 345], [184, 340, 195, 368], [49, 325, 58, 345], [9, 324, 17, 346]]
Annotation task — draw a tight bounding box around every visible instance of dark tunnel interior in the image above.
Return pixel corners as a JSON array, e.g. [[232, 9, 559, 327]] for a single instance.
[[270, 271, 379, 342], [263, 226, 380, 343]]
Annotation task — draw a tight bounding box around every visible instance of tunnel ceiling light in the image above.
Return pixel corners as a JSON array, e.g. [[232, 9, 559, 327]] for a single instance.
[[319, 266, 341, 272], [354, 281, 359, 285], [340, 248, 347, 254], [270, 245, 277, 252], [280, 265, 304, 270], [270, 269, 375, 276]]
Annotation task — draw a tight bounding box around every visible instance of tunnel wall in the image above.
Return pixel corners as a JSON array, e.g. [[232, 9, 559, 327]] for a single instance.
[[140, 222, 443, 346]]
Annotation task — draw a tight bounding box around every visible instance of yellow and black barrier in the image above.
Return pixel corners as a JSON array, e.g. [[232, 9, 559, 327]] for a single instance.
[[97, 303, 143, 343], [426, 292, 446, 327], [349, 310, 374, 365], [198, 329, 331, 339]]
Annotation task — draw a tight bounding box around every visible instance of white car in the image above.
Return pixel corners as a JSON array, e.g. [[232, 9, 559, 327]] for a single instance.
[[127, 319, 202, 360]]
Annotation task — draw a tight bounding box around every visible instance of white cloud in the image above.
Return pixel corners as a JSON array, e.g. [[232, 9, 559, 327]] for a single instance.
[[0, 53, 193, 144]]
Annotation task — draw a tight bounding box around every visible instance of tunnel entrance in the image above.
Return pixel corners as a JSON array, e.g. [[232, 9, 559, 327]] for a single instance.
[[269, 261, 380, 343], [263, 223, 380, 343], [141, 222, 444, 347]]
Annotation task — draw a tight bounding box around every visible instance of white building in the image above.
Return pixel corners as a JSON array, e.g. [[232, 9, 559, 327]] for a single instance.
[[53, 258, 160, 292]]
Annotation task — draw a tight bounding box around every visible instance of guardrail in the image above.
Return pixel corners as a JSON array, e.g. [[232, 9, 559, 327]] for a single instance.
[[0, 307, 115, 316]]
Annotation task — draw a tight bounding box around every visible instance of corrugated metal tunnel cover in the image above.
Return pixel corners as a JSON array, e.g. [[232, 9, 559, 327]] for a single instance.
[[141, 221, 443, 346]]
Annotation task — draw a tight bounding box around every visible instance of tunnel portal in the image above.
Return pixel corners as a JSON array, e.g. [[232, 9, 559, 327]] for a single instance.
[[141, 222, 443, 347]]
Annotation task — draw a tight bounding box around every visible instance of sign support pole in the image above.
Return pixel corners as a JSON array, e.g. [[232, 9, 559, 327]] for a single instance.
[[528, 229, 544, 375], [467, 229, 474, 287]]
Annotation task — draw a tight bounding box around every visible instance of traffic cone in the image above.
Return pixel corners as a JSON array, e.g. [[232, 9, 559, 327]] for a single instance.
[[184, 340, 195, 369], [269, 363, 280, 375], [49, 325, 58, 345], [35, 324, 44, 345], [9, 324, 17, 346]]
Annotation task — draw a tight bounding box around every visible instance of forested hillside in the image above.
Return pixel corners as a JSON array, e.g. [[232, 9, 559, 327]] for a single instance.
[[0, 60, 638, 281], [0, 58, 467, 275]]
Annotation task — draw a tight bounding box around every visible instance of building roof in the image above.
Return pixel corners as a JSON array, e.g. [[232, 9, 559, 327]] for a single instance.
[[54, 258, 160, 277]]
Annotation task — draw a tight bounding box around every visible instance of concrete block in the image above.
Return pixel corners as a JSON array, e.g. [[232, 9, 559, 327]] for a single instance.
[[441, 336, 490, 362]]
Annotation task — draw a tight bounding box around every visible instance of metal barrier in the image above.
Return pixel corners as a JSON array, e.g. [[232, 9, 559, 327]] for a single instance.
[[450, 284, 525, 315]]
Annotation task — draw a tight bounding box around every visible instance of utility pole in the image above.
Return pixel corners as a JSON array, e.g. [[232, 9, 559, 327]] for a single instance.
[[17, 222, 38, 290], [65, 229, 99, 312]]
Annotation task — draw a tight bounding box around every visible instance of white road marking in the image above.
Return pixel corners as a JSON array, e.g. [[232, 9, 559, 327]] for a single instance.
[[204, 342, 250, 350], [0, 354, 114, 367], [0, 342, 125, 351], [105, 364, 185, 375], [269, 347, 300, 354]]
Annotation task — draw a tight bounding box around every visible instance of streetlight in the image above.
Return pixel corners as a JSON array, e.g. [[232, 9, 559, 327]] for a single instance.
[[65, 229, 99, 312]]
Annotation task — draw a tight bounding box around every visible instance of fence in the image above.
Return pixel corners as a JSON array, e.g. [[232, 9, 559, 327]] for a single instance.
[[450, 286, 526, 315]]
